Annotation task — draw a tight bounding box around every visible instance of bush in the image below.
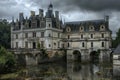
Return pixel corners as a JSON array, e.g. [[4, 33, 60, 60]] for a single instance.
[[0, 46, 16, 74]]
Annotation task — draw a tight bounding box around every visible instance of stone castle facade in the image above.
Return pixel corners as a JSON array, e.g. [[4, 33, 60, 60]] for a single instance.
[[11, 4, 112, 53]]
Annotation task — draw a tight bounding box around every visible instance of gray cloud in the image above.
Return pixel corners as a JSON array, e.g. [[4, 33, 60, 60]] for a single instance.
[[0, 0, 119, 37]]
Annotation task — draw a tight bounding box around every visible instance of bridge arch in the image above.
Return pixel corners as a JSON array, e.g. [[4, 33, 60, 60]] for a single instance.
[[73, 50, 81, 62], [90, 51, 99, 62]]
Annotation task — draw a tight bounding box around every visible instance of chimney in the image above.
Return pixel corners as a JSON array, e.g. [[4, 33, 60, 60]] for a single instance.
[[31, 11, 35, 16], [19, 12, 24, 22], [39, 9, 44, 17], [104, 15, 109, 22], [55, 11, 59, 19]]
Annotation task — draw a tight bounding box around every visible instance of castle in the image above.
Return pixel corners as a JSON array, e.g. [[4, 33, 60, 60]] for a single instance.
[[11, 4, 112, 60]]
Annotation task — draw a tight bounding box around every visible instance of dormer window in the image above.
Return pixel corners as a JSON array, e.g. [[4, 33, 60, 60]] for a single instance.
[[89, 25, 94, 31], [100, 25, 105, 31], [66, 27, 71, 32], [79, 26, 84, 32]]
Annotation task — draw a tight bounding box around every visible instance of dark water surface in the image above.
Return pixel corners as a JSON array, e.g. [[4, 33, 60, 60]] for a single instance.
[[1, 61, 120, 80]]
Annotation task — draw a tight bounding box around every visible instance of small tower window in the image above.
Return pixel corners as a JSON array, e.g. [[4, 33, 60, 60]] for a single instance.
[[102, 42, 104, 47], [49, 24, 51, 27], [49, 34, 51, 37], [41, 32, 44, 37], [68, 35, 70, 39], [68, 43, 70, 47], [33, 32, 36, 37], [81, 34, 83, 39], [91, 42, 93, 47], [91, 34, 93, 38], [49, 44, 51, 47], [82, 42, 84, 47], [102, 33, 104, 38], [16, 34, 18, 39], [25, 33, 28, 38]]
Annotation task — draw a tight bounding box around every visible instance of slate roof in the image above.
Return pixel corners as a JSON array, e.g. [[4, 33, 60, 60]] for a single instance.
[[64, 19, 111, 33], [113, 44, 120, 55]]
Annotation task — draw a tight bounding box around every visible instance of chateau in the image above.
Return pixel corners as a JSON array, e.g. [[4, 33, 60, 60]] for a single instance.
[[11, 4, 112, 61]]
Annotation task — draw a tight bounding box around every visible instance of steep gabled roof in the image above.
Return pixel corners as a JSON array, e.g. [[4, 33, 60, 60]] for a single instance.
[[113, 44, 120, 55]]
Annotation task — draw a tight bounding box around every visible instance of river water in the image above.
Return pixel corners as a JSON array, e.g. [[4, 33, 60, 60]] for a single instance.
[[9, 61, 119, 80]]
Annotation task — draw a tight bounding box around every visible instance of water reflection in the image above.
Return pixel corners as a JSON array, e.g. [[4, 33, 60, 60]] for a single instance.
[[14, 61, 120, 80]]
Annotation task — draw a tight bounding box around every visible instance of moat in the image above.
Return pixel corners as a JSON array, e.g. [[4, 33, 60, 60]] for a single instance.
[[0, 61, 120, 80]]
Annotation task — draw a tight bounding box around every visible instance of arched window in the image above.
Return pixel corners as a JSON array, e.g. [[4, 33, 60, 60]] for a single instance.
[[82, 42, 84, 47], [91, 34, 93, 38], [91, 42, 93, 47], [102, 42, 104, 47]]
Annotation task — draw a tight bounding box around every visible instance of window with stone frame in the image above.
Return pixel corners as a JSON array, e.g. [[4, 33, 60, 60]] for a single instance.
[[41, 32, 44, 37], [16, 34, 18, 39], [100, 25, 105, 31], [102, 42, 105, 47], [79, 26, 84, 32], [89, 26, 94, 31], [33, 32, 36, 37], [16, 42, 18, 48], [25, 33, 28, 38], [82, 42, 84, 47], [91, 42, 93, 47], [25, 41, 28, 48], [91, 34, 93, 38], [68, 35, 70, 39], [81, 34, 83, 39], [41, 41, 44, 48], [66, 27, 71, 32], [101, 33, 104, 38]]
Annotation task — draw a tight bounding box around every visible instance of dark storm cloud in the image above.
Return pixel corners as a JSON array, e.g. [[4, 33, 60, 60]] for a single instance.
[[29, 0, 120, 12]]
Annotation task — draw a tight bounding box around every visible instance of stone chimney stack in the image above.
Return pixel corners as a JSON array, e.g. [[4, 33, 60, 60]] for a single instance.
[[105, 15, 109, 22], [39, 9, 44, 17], [55, 11, 59, 19], [19, 12, 24, 22], [31, 11, 35, 16]]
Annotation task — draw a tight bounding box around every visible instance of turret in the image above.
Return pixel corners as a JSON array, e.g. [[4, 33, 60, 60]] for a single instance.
[[39, 9, 44, 17], [104, 15, 109, 22], [19, 12, 24, 22], [31, 11, 35, 17], [55, 11, 59, 19]]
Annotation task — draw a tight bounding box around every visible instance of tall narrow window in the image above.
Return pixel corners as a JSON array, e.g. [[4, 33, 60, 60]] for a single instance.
[[82, 42, 84, 47], [41, 32, 44, 37], [68, 43, 70, 47], [25, 42, 28, 48], [49, 24, 51, 27], [81, 34, 83, 39], [49, 34, 51, 37], [58, 33, 60, 38], [16, 34, 18, 39], [25, 33, 28, 38], [41, 41, 44, 48], [91, 42, 93, 47], [33, 32, 36, 37], [91, 34, 93, 38], [102, 33, 104, 38], [68, 35, 70, 39], [102, 42, 104, 47], [16, 42, 18, 48]]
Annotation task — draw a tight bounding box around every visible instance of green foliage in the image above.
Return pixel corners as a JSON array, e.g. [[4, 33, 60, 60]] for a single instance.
[[40, 48, 48, 59], [37, 42, 41, 49], [112, 28, 120, 48], [0, 22, 10, 48], [0, 46, 16, 74]]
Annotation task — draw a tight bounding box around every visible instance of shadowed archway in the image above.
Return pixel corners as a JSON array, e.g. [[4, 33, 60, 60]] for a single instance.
[[73, 50, 81, 62], [90, 51, 99, 62]]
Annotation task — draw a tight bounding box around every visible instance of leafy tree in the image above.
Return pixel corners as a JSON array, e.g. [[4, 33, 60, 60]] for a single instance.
[[112, 28, 120, 48], [0, 21, 11, 48], [0, 46, 16, 74]]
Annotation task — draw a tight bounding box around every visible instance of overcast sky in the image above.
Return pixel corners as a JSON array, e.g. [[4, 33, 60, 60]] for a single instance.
[[1, 0, 120, 37]]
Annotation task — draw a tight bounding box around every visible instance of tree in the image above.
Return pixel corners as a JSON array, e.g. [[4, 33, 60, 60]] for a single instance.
[[112, 28, 120, 48], [0, 21, 11, 48], [0, 46, 16, 74]]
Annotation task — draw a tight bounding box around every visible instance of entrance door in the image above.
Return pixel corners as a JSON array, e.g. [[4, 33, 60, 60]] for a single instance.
[[33, 42, 36, 49]]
